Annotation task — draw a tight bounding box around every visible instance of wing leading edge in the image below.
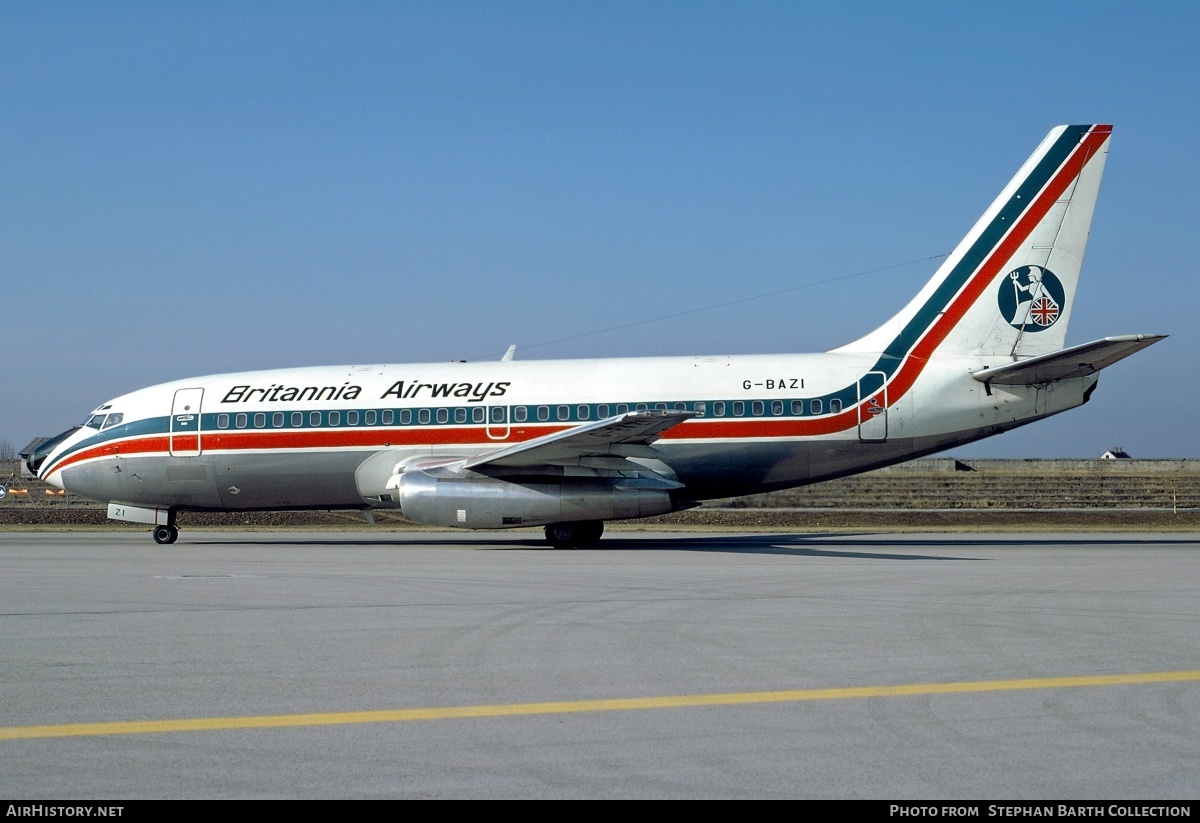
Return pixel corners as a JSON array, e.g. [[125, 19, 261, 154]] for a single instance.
[[462, 409, 696, 473]]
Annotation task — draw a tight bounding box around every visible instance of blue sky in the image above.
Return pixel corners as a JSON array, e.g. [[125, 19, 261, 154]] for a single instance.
[[3, 1, 1197, 458]]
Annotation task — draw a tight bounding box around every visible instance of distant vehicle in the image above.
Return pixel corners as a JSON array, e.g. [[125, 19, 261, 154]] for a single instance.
[[25, 124, 1164, 545]]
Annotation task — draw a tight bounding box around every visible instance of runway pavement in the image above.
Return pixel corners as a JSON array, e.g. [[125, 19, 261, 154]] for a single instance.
[[1, 530, 1198, 799]]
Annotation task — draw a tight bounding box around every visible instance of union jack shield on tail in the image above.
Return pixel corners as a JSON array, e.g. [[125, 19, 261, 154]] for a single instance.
[[1030, 295, 1060, 326]]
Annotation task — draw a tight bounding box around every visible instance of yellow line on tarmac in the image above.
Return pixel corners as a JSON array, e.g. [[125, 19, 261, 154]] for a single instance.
[[4, 670, 1199, 741]]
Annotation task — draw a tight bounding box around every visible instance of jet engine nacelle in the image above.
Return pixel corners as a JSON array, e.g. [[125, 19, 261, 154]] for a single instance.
[[374, 468, 674, 529]]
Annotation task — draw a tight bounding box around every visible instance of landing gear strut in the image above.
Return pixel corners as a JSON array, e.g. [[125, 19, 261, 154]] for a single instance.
[[152, 523, 179, 545], [544, 520, 604, 549]]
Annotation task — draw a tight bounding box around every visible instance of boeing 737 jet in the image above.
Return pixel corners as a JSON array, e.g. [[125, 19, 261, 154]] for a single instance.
[[24, 124, 1164, 546]]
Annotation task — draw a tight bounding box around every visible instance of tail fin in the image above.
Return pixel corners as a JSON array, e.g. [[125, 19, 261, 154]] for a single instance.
[[835, 124, 1111, 361]]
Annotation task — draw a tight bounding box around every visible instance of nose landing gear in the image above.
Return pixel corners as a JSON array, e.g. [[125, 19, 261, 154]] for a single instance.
[[103, 503, 179, 544], [152, 524, 179, 544]]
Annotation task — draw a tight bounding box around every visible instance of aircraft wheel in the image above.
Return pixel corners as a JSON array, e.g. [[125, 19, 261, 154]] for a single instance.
[[575, 520, 604, 545], [544, 520, 604, 549], [152, 525, 179, 545]]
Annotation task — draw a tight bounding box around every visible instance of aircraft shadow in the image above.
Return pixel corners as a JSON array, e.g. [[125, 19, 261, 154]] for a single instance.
[[185, 531, 968, 560], [186, 530, 1200, 560]]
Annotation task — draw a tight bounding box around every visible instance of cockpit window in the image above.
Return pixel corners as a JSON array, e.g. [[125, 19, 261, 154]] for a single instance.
[[101, 413, 123, 429], [84, 414, 106, 429]]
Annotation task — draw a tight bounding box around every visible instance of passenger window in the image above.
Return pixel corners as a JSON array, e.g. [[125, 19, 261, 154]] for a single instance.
[[655, 403, 667, 411], [436, 408, 449, 424], [577, 405, 590, 420], [752, 400, 764, 416], [418, 409, 430, 424], [365, 410, 377, 425], [472, 407, 485, 423], [771, 400, 783, 416], [328, 411, 340, 426], [557, 405, 569, 420], [236, 413, 248, 429], [537, 406, 550, 422], [811, 399, 823, 415], [713, 401, 725, 416], [347, 411, 359, 426], [597, 404, 609, 418], [491, 406, 505, 422], [636, 404, 647, 411], [695, 402, 706, 416], [732, 401, 744, 417], [454, 408, 467, 423], [791, 400, 803, 416], [400, 409, 412, 425], [292, 412, 303, 427], [272, 412, 284, 427], [309, 411, 321, 427], [616, 404, 629, 414], [217, 414, 229, 429], [830, 399, 842, 414], [514, 406, 528, 422], [254, 413, 266, 428], [383, 410, 394, 425]]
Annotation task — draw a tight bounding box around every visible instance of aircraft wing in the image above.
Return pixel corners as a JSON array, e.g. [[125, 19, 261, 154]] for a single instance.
[[971, 334, 1167, 386], [462, 409, 696, 471]]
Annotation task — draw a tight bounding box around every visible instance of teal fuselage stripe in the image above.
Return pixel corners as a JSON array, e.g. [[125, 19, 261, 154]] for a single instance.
[[48, 418, 167, 468]]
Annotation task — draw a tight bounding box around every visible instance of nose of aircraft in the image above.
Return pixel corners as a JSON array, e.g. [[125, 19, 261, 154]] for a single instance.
[[21, 427, 81, 478]]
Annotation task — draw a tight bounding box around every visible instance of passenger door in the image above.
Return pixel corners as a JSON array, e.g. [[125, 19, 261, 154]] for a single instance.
[[170, 388, 204, 457], [857, 372, 888, 442]]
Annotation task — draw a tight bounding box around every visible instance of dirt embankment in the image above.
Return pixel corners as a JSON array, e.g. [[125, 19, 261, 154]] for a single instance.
[[3, 506, 1197, 532], [4, 458, 1199, 532]]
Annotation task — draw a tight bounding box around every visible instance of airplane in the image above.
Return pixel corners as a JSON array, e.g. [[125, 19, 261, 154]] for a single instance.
[[23, 124, 1165, 547]]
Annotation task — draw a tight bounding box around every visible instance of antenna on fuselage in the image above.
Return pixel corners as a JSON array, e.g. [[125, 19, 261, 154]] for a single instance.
[[501, 345, 517, 362]]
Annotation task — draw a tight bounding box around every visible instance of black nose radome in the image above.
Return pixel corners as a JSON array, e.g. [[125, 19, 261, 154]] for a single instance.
[[20, 428, 79, 476]]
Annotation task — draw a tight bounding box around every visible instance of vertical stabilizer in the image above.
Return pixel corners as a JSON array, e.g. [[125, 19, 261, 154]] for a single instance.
[[834, 125, 1111, 361]]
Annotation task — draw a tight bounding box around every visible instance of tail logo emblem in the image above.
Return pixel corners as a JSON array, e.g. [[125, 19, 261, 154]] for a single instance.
[[998, 265, 1064, 331]]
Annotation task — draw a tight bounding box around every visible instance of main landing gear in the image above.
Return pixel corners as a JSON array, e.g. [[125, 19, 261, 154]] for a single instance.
[[152, 524, 179, 544], [544, 520, 604, 549]]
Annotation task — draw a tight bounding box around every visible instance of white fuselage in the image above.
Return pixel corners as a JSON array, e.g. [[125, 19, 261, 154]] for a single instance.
[[38, 351, 1094, 514]]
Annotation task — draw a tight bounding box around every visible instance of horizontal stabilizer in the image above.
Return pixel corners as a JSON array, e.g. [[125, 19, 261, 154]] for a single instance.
[[971, 335, 1166, 386], [463, 409, 695, 470]]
